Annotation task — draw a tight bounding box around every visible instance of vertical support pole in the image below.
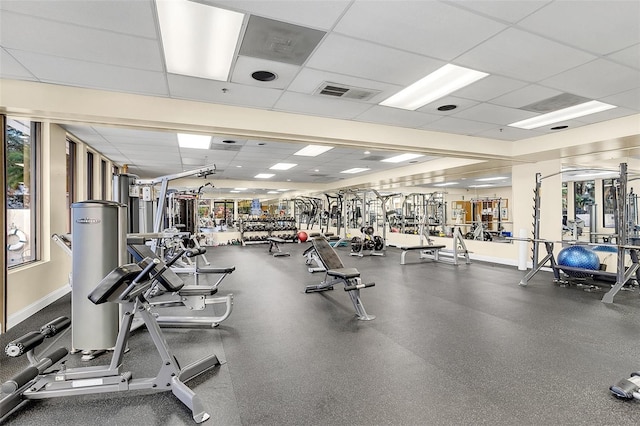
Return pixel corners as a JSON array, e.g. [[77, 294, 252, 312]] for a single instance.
[[603, 163, 628, 303]]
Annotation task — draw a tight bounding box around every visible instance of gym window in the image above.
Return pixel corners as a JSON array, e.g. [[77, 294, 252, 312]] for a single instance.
[[87, 151, 94, 200], [5, 117, 41, 268], [66, 139, 77, 233]]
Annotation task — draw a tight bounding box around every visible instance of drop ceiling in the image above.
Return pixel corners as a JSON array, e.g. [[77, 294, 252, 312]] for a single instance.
[[1, 0, 639, 191]]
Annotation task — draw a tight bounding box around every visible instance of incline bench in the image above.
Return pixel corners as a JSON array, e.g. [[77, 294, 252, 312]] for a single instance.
[[304, 237, 375, 320]]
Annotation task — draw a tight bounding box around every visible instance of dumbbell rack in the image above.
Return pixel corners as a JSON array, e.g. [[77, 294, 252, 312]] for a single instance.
[[239, 217, 297, 246]]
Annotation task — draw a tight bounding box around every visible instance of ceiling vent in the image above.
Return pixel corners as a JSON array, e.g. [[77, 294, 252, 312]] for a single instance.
[[315, 82, 381, 101], [360, 155, 386, 161], [520, 93, 592, 113]]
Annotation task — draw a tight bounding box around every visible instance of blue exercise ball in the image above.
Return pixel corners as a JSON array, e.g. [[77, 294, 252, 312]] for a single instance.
[[557, 245, 600, 278]]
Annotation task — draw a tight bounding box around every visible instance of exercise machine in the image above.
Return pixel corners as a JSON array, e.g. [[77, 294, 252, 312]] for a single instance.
[[128, 244, 234, 328], [304, 237, 375, 320], [1, 249, 222, 423]]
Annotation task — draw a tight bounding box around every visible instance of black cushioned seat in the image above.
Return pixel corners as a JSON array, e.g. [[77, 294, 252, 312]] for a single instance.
[[327, 268, 360, 280]]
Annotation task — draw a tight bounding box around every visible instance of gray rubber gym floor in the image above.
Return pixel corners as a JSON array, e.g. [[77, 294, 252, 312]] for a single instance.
[[2, 242, 639, 425]]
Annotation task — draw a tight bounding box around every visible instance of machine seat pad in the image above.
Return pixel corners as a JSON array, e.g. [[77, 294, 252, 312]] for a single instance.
[[327, 268, 361, 280], [178, 285, 218, 296]]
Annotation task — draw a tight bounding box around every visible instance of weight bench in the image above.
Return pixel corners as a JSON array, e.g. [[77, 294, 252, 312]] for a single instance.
[[268, 237, 290, 257], [399, 244, 447, 265], [303, 244, 326, 273], [304, 237, 375, 320], [128, 245, 234, 328]]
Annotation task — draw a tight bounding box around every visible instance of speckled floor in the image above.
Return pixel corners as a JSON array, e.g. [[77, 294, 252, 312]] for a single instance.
[[2, 242, 640, 425]]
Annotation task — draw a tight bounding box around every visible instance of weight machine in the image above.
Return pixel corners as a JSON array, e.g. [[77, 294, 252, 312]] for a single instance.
[[516, 163, 640, 303]]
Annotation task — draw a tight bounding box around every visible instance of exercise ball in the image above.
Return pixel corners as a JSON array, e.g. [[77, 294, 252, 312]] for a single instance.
[[297, 231, 308, 242], [557, 245, 600, 278]]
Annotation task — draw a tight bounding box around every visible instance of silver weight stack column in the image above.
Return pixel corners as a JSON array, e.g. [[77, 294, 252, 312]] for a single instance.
[[71, 201, 126, 353], [113, 173, 139, 233]]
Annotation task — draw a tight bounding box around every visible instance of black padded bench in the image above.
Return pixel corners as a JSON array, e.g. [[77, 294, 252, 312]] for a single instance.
[[268, 237, 290, 257], [304, 237, 375, 320], [399, 244, 446, 265]]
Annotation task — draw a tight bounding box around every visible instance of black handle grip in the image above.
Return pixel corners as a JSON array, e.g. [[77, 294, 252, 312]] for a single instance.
[[40, 316, 71, 337], [5, 331, 45, 357], [119, 258, 160, 300], [344, 282, 375, 291]]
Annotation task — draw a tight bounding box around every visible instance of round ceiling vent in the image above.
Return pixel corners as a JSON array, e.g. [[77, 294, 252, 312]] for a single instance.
[[252, 71, 277, 82], [550, 125, 568, 130], [437, 104, 457, 111]]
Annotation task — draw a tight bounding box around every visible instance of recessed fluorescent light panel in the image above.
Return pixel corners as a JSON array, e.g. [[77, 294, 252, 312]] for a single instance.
[[269, 163, 297, 170], [475, 176, 508, 182], [381, 153, 424, 163], [157, 0, 244, 81], [254, 173, 275, 179], [380, 64, 489, 110], [433, 182, 459, 187], [177, 133, 212, 149], [341, 168, 370, 174], [508, 100, 616, 129], [234, 188, 247, 190], [230, 190, 241, 193], [469, 184, 493, 188], [293, 145, 333, 157], [267, 191, 279, 194]]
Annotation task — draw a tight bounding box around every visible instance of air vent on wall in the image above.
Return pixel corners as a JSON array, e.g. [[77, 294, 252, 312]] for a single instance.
[[315, 82, 381, 101]]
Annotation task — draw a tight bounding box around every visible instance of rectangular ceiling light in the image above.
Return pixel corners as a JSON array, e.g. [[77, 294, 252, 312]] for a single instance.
[[508, 100, 617, 129], [178, 133, 212, 149], [340, 167, 370, 174], [476, 176, 508, 182], [255, 173, 275, 179], [469, 184, 493, 188], [380, 64, 489, 110], [293, 145, 333, 157], [433, 182, 459, 187], [381, 153, 424, 163], [156, 0, 244, 81], [267, 191, 279, 194], [270, 163, 297, 170]]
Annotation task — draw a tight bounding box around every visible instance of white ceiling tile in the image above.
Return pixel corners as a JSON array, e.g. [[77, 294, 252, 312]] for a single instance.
[[307, 33, 445, 86], [423, 117, 498, 135], [573, 106, 639, 125], [354, 106, 441, 128], [475, 126, 544, 141], [417, 96, 480, 115], [489, 84, 563, 108], [288, 68, 400, 103], [206, 0, 350, 30], [602, 88, 640, 111], [451, 103, 536, 126], [334, 1, 507, 61], [231, 56, 300, 89], [1, 11, 163, 71], [455, 27, 596, 81], [0, 0, 158, 38], [447, 0, 552, 24], [8, 50, 169, 96], [541, 59, 640, 100], [607, 43, 640, 70], [273, 91, 373, 120], [517, 1, 640, 55], [168, 74, 282, 108], [0, 48, 36, 80], [452, 75, 528, 102]]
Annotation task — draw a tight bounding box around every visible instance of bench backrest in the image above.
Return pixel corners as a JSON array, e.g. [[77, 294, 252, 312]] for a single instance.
[[312, 237, 344, 270]]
